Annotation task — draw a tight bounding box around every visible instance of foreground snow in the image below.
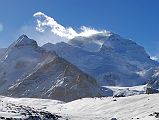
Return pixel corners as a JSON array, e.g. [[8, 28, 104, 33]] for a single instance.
[[0, 94, 159, 120]]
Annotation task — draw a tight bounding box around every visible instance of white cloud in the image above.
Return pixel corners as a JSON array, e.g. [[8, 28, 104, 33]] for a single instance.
[[150, 56, 159, 61], [79, 26, 107, 37], [33, 12, 108, 40], [151, 56, 159, 61], [17, 25, 68, 46], [33, 12, 78, 39], [17, 12, 109, 46]]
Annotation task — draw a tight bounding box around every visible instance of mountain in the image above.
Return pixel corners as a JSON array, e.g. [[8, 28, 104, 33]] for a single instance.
[[0, 35, 111, 102], [0, 35, 47, 92], [0, 48, 6, 57], [42, 33, 158, 86]]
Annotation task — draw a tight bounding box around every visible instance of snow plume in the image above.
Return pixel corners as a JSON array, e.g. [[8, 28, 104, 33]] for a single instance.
[[17, 25, 68, 46], [79, 26, 106, 37], [34, 12, 77, 39], [151, 56, 159, 61], [33, 12, 107, 39], [17, 12, 108, 46]]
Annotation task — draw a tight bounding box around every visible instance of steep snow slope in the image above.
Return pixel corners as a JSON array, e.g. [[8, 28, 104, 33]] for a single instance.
[[0, 35, 50, 92], [42, 33, 158, 86], [0, 35, 111, 102], [1, 94, 159, 120]]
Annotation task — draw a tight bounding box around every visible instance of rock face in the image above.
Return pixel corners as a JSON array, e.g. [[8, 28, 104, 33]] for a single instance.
[[145, 87, 159, 94], [146, 68, 159, 93], [42, 33, 158, 86], [0, 35, 111, 102], [4, 56, 110, 102]]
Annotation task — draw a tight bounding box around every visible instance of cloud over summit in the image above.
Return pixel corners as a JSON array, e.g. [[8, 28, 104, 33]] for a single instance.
[[18, 12, 109, 46], [33, 12, 108, 40]]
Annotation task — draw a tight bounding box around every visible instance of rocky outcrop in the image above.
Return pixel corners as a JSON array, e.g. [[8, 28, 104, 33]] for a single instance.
[[145, 87, 159, 94], [145, 68, 159, 93]]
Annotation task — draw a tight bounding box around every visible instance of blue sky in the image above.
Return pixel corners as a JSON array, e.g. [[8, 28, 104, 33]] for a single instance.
[[0, 0, 159, 56]]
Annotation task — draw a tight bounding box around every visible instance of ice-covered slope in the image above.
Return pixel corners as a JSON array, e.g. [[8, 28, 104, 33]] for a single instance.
[[1, 94, 159, 120], [0, 35, 111, 102], [42, 33, 158, 86]]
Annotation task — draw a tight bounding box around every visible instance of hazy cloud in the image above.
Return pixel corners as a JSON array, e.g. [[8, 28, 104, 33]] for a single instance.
[[18, 25, 68, 46]]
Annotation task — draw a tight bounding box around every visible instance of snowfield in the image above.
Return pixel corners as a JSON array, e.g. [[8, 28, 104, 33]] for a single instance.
[[0, 94, 159, 120], [105, 85, 146, 97]]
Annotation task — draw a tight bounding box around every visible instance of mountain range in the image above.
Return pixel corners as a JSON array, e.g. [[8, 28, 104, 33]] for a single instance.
[[42, 32, 158, 87], [0, 35, 111, 102], [0, 33, 158, 102]]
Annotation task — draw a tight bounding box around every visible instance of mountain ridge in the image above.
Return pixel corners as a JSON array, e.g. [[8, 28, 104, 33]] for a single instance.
[[0, 35, 108, 102], [42, 32, 159, 86]]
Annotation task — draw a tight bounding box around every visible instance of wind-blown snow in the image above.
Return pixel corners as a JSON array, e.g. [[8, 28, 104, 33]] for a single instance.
[[34, 12, 77, 39], [151, 56, 159, 61], [33, 12, 108, 39]]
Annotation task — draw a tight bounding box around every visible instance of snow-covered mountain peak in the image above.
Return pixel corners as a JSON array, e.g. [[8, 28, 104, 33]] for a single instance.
[[68, 33, 110, 52], [69, 32, 150, 62], [42, 32, 159, 86], [0, 35, 42, 63], [101, 34, 151, 62], [68, 32, 140, 54], [12, 35, 38, 48]]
